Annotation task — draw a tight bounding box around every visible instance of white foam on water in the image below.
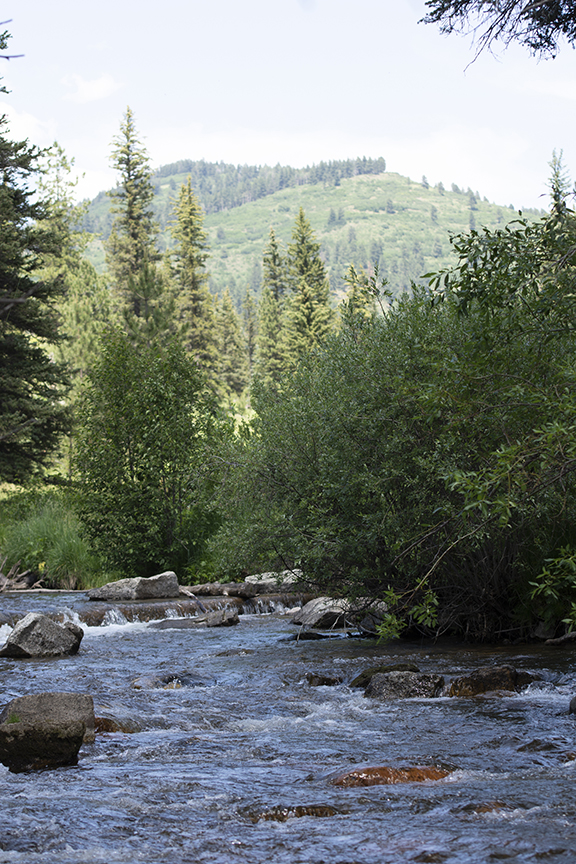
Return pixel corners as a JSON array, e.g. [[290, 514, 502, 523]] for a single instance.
[[0, 623, 12, 642]]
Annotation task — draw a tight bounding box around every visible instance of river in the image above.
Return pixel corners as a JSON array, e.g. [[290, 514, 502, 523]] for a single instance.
[[0, 591, 575, 863]]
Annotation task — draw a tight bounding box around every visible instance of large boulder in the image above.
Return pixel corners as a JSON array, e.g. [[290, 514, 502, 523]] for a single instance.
[[86, 571, 180, 601], [0, 613, 83, 658], [448, 665, 539, 697], [0, 692, 95, 772], [291, 597, 350, 629], [365, 671, 444, 700]]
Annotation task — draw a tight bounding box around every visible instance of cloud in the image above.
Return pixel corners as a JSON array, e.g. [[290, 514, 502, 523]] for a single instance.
[[0, 102, 56, 145], [62, 73, 121, 104]]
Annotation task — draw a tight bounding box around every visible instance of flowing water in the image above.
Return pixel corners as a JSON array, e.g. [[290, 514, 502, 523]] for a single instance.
[[1, 592, 576, 863]]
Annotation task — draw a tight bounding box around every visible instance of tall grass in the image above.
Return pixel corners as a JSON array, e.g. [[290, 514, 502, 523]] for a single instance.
[[0, 491, 104, 589]]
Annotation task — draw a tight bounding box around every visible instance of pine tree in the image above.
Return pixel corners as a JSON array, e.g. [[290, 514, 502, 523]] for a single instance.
[[169, 176, 218, 376], [242, 288, 258, 381], [215, 289, 248, 399], [262, 228, 288, 302], [284, 207, 334, 363], [105, 107, 159, 316], [254, 285, 287, 386], [0, 39, 70, 481]]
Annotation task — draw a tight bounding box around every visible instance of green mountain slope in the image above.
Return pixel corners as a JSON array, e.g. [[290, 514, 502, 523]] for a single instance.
[[84, 160, 545, 307]]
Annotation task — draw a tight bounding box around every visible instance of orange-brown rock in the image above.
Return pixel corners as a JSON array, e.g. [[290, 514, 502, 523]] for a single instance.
[[332, 765, 451, 787]]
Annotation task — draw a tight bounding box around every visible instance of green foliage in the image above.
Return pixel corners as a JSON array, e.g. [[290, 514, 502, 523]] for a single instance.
[[76, 329, 224, 579], [106, 107, 159, 312], [530, 546, 576, 633], [0, 117, 70, 483], [212, 195, 576, 638], [0, 492, 100, 589], [169, 176, 219, 382], [85, 167, 529, 305]]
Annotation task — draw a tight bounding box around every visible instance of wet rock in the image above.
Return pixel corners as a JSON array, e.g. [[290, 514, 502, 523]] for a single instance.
[[206, 609, 239, 627], [291, 597, 350, 629], [306, 673, 343, 687], [0, 692, 95, 772], [365, 671, 444, 700], [332, 765, 451, 787], [0, 612, 83, 658], [350, 663, 420, 689], [131, 671, 216, 689], [149, 617, 207, 630], [191, 581, 226, 596], [568, 696, 576, 714], [243, 803, 342, 823], [448, 665, 539, 697], [86, 571, 180, 601], [95, 715, 142, 734], [280, 631, 334, 641]]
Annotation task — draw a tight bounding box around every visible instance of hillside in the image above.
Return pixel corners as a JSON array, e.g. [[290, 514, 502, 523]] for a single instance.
[[84, 160, 546, 308]]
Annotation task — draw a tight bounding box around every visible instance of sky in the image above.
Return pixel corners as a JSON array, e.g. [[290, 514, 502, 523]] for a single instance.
[[2, 0, 576, 209]]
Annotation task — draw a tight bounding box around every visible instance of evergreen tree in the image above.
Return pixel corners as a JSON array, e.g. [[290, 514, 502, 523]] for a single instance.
[[105, 107, 159, 315], [284, 207, 334, 362], [242, 288, 258, 381], [254, 285, 287, 386], [0, 41, 70, 481], [262, 228, 288, 302], [169, 176, 218, 377], [215, 289, 248, 398]]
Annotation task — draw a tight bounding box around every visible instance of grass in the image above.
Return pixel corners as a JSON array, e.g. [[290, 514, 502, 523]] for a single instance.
[[0, 490, 108, 590]]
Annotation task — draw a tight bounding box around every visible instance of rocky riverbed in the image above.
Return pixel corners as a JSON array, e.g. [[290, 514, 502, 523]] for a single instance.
[[1, 587, 576, 863]]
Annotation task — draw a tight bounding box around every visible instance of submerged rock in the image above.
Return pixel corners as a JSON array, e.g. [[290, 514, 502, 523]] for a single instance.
[[131, 671, 216, 689], [0, 613, 83, 658], [449, 665, 539, 697], [306, 673, 343, 687], [332, 765, 451, 787], [86, 571, 180, 602], [94, 715, 142, 734], [365, 671, 444, 700], [0, 692, 95, 772], [148, 609, 239, 629], [243, 803, 342, 822], [350, 663, 421, 689]]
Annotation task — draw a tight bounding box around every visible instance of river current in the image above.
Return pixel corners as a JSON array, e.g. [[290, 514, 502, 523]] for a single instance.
[[1, 591, 576, 863]]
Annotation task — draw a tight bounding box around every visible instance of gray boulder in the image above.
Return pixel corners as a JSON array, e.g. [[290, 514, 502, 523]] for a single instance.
[[350, 663, 420, 689], [292, 597, 350, 629], [0, 613, 83, 658], [365, 671, 444, 700], [0, 692, 95, 772], [86, 571, 180, 601]]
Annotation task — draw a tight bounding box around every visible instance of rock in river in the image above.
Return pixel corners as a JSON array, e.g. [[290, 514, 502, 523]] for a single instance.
[[332, 765, 451, 787], [86, 571, 180, 601], [449, 665, 539, 697], [0, 612, 83, 658], [0, 692, 95, 772], [365, 671, 444, 700]]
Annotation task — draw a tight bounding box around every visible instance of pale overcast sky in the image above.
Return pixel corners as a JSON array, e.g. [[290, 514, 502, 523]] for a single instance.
[[2, 0, 576, 209]]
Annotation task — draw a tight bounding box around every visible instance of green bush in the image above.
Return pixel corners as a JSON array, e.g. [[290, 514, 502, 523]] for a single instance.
[[212, 210, 576, 639], [75, 329, 226, 579], [0, 492, 101, 589]]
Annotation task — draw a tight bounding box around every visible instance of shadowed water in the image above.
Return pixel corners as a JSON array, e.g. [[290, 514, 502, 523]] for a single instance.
[[0, 592, 575, 863]]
